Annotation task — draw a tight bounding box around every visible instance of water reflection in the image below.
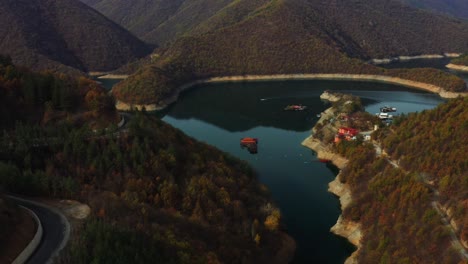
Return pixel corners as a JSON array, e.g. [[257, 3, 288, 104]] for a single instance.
[[165, 80, 444, 132], [161, 80, 445, 264], [240, 137, 259, 154]]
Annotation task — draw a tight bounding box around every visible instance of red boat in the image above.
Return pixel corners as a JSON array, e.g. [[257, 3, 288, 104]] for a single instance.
[[240, 137, 258, 154], [318, 159, 331, 163], [284, 105, 307, 111], [240, 137, 258, 144]]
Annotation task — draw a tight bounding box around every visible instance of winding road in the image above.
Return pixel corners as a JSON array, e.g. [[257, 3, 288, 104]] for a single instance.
[[7, 195, 70, 264]]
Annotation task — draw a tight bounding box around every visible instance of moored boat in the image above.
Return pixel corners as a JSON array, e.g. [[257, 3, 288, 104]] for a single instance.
[[376, 112, 393, 119], [284, 105, 307, 111], [380, 105, 397, 112], [240, 137, 258, 154], [240, 137, 258, 144]]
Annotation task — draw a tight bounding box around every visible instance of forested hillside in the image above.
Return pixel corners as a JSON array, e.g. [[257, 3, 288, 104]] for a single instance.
[[0, 55, 117, 130], [0, 59, 293, 263], [324, 97, 468, 263], [452, 54, 468, 66], [113, 0, 468, 106], [378, 97, 468, 251], [83, 0, 468, 56], [0, 113, 293, 263], [0, 0, 150, 73], [401, 0, 468, 20], [81, 0, 238, 46]]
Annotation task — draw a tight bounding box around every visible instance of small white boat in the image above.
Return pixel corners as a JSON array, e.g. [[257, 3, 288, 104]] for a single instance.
[[376, 112, 393, 119], [380, 106, 397, 112]]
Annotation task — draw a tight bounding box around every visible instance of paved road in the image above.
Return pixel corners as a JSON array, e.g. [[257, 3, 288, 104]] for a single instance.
[[7, 196, 70, 264]]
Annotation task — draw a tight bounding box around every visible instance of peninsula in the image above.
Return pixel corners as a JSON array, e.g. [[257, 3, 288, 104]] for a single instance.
[[447, 54, 468, 72], [302, 91, 468, 263]]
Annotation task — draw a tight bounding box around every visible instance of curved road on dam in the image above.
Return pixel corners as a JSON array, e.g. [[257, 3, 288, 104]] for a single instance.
[[7, 195, 70, 264]]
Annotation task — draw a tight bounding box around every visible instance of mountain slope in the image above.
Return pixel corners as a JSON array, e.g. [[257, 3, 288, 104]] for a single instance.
[[0, 59, 295, 262], [311, 96, 468, 263], [0, 0, 150, 73], [297, 0, 468, 58], [401, 0, 468, 20], [83, 0, 468, 56], [113, 0, 468, 106], [81, 0, 236, 45], [0, 113, 295, 263]]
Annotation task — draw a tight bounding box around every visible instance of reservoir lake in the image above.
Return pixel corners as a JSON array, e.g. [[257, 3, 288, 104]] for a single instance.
[[159, 80, 445, 263], [102, 61, 466, 263]]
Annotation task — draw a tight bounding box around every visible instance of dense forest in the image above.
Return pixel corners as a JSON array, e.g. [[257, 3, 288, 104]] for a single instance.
[[327, 97, 468, 263], [0, 57, 292, 263], [0, 0, 150, 73], [0, 112, 292, 263], [377, 97, 468, 250], [112, 0, 468, 106], [0, 55, 117, 130]]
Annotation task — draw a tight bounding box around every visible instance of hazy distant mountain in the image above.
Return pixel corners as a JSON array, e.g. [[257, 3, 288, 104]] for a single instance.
[[401, 0, 468, 20], [81, 0, 237, 46], [0, 0, 151, 73], [113, 0, 468, 105]]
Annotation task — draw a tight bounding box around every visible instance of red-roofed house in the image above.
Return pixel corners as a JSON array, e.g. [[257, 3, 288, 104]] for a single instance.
[[335, 127, 359, 143], [338, 127, 358, 136]]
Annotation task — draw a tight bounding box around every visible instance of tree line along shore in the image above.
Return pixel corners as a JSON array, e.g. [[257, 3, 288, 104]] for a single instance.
[[303, 91, 467, 263]]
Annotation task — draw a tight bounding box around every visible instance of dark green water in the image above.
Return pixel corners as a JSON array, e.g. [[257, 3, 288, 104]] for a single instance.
[[100, 61, 464, 262], [159, 80, 445, 263], [94, 78, 123, 89]]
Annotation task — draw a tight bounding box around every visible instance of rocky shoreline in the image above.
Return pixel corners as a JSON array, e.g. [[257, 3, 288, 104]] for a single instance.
[[446, 63, 468, 73], [301, 95, 363, 264], [115, 73, 466, 111], [97, 74, 129, 79], [88, 72, 129, 79], [301, 136, 362, 264], [369, 53, 461, 65], [115, 100, 159, 111]]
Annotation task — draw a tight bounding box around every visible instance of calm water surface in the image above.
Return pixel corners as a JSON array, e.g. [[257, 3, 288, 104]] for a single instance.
[[94, 78, 123, 89], [101, 60, 466, 263], [160, 80, 445, 263]]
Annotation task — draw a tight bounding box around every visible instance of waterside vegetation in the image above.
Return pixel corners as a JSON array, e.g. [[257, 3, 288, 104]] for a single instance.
[[0, 55, 117, 130], [0, 58, 294, 263], [112, 0, 468, 108], [307, 92, 467, 263], [452, 54, 468, 66]]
